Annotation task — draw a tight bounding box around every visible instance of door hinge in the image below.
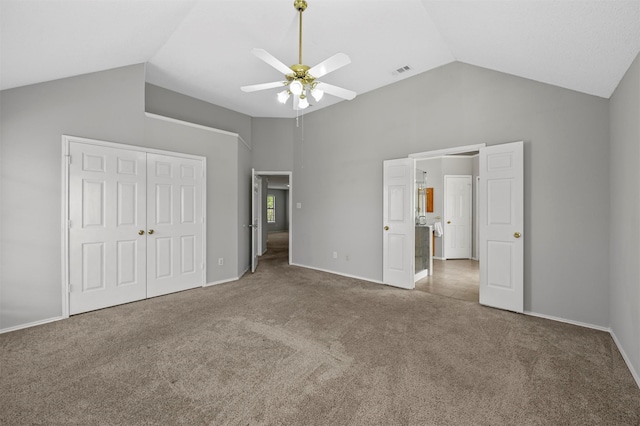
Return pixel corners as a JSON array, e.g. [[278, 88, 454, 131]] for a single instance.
[[66, 155, 71, 165], [68, 220, 72, 229]]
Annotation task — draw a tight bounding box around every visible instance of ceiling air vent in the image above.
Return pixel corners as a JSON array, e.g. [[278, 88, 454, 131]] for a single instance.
[[392, 65, 412, 76]]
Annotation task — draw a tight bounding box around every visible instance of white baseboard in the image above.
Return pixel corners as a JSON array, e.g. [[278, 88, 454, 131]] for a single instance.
[[205, 276, 240, 287], [433, 256, 445, 260], [205, 266, 250, 287], [610, 330, 640, 389], [523, 310, 610, 332], [290, 262, 384, 285], [0, 315, 66, 334]]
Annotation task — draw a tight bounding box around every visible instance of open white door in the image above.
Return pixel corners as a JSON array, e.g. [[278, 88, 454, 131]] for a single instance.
[[479, 141, 524, 313], [251, 169, 259, 273], [382, 158, 415, 289]]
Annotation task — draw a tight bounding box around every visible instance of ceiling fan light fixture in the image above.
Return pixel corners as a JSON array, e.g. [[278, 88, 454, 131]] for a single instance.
[[277, 90, 291, 104], [290, 80, 303, 95], [298, 95, 309, 109], [241, 0, 356, 110], [311, 88, 324, 102]]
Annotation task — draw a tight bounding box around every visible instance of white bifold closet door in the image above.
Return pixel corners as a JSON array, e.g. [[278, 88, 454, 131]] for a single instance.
[[68, 142, 204, 315]]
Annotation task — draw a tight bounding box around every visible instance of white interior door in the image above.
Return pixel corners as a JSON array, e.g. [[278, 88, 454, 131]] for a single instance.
[[479, 141, 524, 313], [382, 158, 415, 289], [146, 153, 204, 298], [444, 175, 472, 259], [68, 142, 147, 315], [251, 169, 260, 273]]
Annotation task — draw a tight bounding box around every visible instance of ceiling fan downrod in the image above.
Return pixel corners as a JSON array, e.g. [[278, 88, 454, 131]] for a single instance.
[[294, 0, 307, 65]]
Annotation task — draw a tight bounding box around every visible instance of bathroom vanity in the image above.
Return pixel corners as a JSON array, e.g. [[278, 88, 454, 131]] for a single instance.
[[415, 225, 433, 281]]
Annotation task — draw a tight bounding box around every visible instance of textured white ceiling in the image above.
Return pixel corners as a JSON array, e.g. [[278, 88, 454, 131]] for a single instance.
[[1, 0, 639, 119]]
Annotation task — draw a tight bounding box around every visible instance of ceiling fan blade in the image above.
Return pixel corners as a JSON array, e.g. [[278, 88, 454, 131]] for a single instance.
[[315, 82, 357, 100], [241, 81, 286, 93], [251, 48, 293, 76], [308, 53, 351, 78]]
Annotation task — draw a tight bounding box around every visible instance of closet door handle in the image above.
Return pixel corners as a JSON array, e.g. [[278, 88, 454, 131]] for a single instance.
[[148, 229, 155, 235], [138, 230, 144, 236]]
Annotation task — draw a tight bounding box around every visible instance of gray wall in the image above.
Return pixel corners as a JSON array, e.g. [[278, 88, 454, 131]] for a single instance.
[[251, 118, 294, 171], [1, 64, 146, 330], [288, 61, 610, 328], [145, 83, 252, 148], [267, 189, 289, 233], [0, 64, 250, 330], [609, 52, 640, 383]]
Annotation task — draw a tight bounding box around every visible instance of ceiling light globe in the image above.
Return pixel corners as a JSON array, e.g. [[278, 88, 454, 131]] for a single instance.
[[298, 96, 309, 109], [277, 90, 290, 104], [290, 80, 303, 95], [311, 89, 324, 102]]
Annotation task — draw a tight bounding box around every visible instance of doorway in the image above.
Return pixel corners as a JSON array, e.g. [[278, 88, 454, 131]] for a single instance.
[[251, 171, 292, 272], [413, 150, 479, 301], [382, 141, 524, 313]]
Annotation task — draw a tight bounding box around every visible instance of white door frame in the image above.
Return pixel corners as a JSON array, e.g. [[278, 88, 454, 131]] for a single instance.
[[253, 170, 293, 265], [475, 175, 480, 260], [61, 135, 207, 318]]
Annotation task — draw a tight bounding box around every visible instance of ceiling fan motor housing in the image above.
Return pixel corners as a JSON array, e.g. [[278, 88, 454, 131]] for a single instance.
[[294, 0, 308, 12]]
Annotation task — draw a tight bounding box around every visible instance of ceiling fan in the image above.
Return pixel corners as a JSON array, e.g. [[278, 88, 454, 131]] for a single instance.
[[240, 0, 356, 110]]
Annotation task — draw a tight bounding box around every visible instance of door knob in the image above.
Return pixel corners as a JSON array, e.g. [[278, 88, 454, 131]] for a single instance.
[[384, 226, 389, 231], [138, 230, 144, 236], [514, 232, 521, 238], [148, 229, 155, 235], [447, 221, 451, 224]]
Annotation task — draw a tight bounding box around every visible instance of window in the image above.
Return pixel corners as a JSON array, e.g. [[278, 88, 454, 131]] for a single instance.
[[267, 194, 275, 223]]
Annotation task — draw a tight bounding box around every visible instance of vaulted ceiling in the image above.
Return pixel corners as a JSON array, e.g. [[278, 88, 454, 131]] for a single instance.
[[1, 1, 639, 118]]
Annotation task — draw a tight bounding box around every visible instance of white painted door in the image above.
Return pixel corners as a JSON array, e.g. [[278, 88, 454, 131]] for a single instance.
[[251, 169, 260, 273], [68, 142, 147, 315], [479, 141, 524, 313], [146, 153, 204, 298], [444, 175, 472, 259], [382, 158, 415, 289]]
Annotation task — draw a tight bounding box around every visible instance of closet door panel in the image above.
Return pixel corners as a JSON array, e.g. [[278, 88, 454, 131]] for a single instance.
[[68, 142, 147, 315], [146, 153, 204, 298]]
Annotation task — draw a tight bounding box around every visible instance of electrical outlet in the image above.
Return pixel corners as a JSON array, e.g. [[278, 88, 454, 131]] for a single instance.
[[332, 251, 338, 259], [218, 258, 224, 266]]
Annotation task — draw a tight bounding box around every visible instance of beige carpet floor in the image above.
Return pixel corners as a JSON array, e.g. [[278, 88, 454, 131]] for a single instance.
[[1, 231, 639, 425]]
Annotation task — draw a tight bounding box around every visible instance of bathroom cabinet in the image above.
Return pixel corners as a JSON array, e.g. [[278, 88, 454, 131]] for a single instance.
[[415, 225, 433, 280]]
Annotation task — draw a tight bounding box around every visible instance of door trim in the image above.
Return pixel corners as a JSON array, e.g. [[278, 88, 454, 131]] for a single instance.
[[253, 171, 293, 265], [61, 134, 207, 318]]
